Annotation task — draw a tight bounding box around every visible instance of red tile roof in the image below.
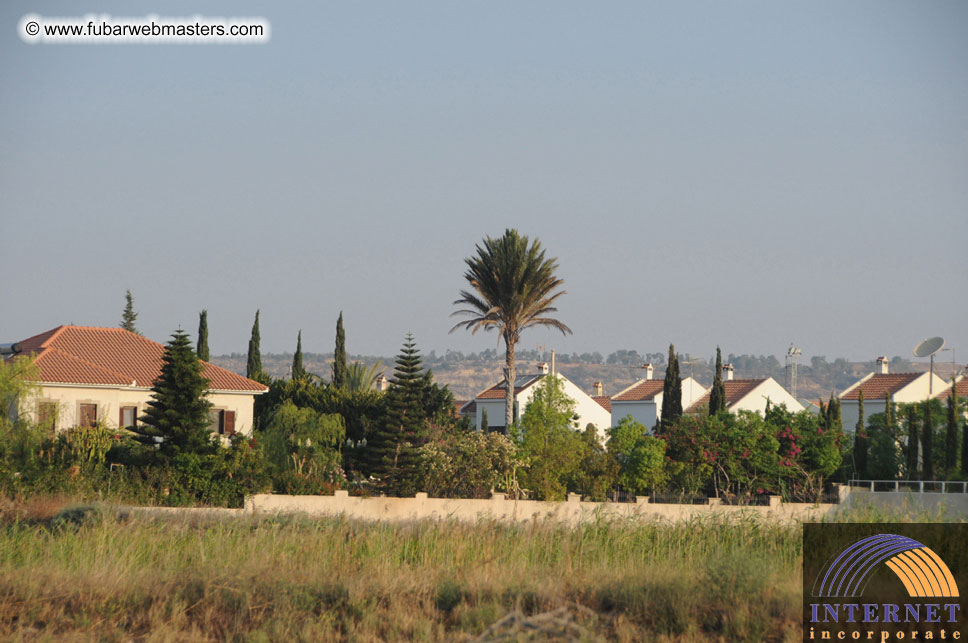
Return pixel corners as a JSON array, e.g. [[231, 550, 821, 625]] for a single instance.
[[612, 379, 664, 402], [10, 326, 267, 393], [458, 400, 477, 415], [840, 373, 920, 401], [687, 379, 765, 412], [934, 378, 968, 401], [476, 375, 543, 399], [592, 395, 612, 412]]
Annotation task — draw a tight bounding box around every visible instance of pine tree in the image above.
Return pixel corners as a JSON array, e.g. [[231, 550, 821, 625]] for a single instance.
[[659, 344, 682, 433], [368, 334, 427, 494], [906, 404, 919, 479], [135, 330, 214, 458], [708, 346, 726, 416], [921, 402, 934, 480], [853, 389, 868, 479], [196, 310, 209, 362], [332, 312, 347, 389], [945, 379, 958, 473], [292, 330, 306, 380], [247, 310, 262, 379], [120, 290, 139, 334]]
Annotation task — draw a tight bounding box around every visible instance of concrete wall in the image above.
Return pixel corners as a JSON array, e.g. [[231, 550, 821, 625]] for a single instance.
[[610, 403, 658, 430], [21, 383, 259, 436], [840, 488, 968, 519], [246, 491, 835, 524]]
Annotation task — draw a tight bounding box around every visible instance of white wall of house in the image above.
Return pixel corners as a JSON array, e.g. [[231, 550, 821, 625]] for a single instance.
[[731, 378, 804, 415], [839, 372, 949, 434], [609, 377, 706, 429], [20, 383, 260, 437]]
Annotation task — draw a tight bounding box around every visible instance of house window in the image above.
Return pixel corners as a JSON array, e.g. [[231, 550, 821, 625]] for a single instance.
[[79, 403, 97, 428], [208, 410, 237, 436], [120, 406, 137, 429], [37, 402, 57, 434]]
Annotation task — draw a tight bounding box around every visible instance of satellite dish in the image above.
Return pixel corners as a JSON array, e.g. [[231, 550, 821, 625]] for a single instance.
[[913, 337, 944, 358]]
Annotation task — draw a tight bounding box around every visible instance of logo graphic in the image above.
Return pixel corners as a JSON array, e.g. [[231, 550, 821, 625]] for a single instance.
[[813, 533, 960, 599]]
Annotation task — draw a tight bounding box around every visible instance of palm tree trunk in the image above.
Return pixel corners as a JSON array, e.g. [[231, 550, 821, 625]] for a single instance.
[[504, 337, 515, 435]]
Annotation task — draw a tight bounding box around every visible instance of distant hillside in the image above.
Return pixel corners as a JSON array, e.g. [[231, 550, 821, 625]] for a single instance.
[[210, 351, 959, 404]]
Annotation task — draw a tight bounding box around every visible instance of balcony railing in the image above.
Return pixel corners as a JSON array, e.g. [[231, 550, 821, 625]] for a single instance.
[[848, 479, 968, 494]]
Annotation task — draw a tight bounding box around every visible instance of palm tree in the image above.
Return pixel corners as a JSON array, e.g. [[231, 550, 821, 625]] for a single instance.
[[345, 360, 383, 393], [451, 229, 571, 433]]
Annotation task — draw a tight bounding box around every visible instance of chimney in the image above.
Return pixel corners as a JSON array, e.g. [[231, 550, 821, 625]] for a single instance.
[[876, 356, 889, 374], [376, 375, 389, 391], [723, 363, 734, 381], [643, 363, 654, 380], [593, 381, 603, 397], [537, 362, 549, 375]]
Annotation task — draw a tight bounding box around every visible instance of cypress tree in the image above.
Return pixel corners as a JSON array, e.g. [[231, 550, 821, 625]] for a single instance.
[[292, 330, 306, 380], [708, 346, 726, 416], [962, 419, 968, 477], [480, 407, 489, 432], [120, 290, 139, 334], [196, 310, 209, 362], [659, 344, 682, 433], [332, 312, 347, 389], [853, 389, 868, 479], [945, 379, 958, 473], [246, 310, 262, 379], [921, 402, 934, 480], [884, 392, 894, 433], [368, 334, 427, 494], [906, 404, 919, 479], [134, 330, 214, 459]]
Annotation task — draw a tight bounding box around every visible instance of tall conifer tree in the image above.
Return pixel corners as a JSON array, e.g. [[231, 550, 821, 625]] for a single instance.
[[921, 402, 934, 480], [292, 330, 306, 380], [945, 379, 959, 472], [961, 419, 968, 477], [247, 310, 262, 379], [368, 334, 427, 493], [196, 310, 209, 362], [708, 347, 726, 415], [135, 330, 214, 458], [120, 290, 139, 334], [659, 344, 682, 433], [906, 404, 919, 479], [853, 389, 868, 479], [332, 312, 347, 389]]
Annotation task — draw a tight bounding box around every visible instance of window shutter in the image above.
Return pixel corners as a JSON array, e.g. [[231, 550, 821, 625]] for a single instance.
[[120, 407, 124, 427], [224, 411, 236, 435]]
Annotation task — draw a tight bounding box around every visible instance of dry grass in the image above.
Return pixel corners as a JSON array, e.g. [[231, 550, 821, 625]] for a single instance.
[[0, 498, 804, 641]]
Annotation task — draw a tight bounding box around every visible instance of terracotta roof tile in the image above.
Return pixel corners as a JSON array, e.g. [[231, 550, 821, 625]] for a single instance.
[[687, 379, 765, 412], [459, 400, 477, 414], [840, 373, 920, 401], [612, 380, 664, 402], [11, 326, 267, 393], [934, 378, 968, 401], [476, 374, 543, 399], [593, 395, 612, 412]]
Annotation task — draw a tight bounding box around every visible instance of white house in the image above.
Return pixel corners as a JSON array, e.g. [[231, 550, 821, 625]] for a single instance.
[[5, 325, 268, 437], [609, 363, 707, 429], [465, 362, 612, 440], [686, 364, 803, 415], [840, 357, 951, 432]]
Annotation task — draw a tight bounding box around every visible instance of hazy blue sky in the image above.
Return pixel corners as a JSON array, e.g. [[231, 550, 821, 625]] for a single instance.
[[3, 1, 966, 364]]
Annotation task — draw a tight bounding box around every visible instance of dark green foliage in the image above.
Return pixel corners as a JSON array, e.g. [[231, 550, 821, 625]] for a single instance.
[[292, 330, 306, 380], [480, 407, 489, 432], [866, 412, 900, 480], [332, 312, 346, 389], [945, 379, 959, 472], [962, 420, 968, 477], [247, 310, 262, 380], [568, 424, 620, 501], [451, 229, 571, 431], [905, 404, 919, 479], [708, 347, 726, 416], [196, 310, 209, 362], [368, 334, 427, 494], [852, 389, 867, 479], [134, 330, 215, 459], [659, 345, 682, 433], [120, 290, 139, 334], [921, 401, 934, 480]]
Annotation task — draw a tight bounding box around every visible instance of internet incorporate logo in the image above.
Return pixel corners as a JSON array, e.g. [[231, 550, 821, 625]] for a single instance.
[[814, 534, 960, 599]]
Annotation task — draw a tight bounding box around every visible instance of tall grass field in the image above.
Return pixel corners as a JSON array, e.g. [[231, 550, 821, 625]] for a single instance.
[[0, 498, 814, 642]]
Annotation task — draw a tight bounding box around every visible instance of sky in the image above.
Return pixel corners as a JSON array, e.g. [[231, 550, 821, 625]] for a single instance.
[[2, 1, 966, 364]]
